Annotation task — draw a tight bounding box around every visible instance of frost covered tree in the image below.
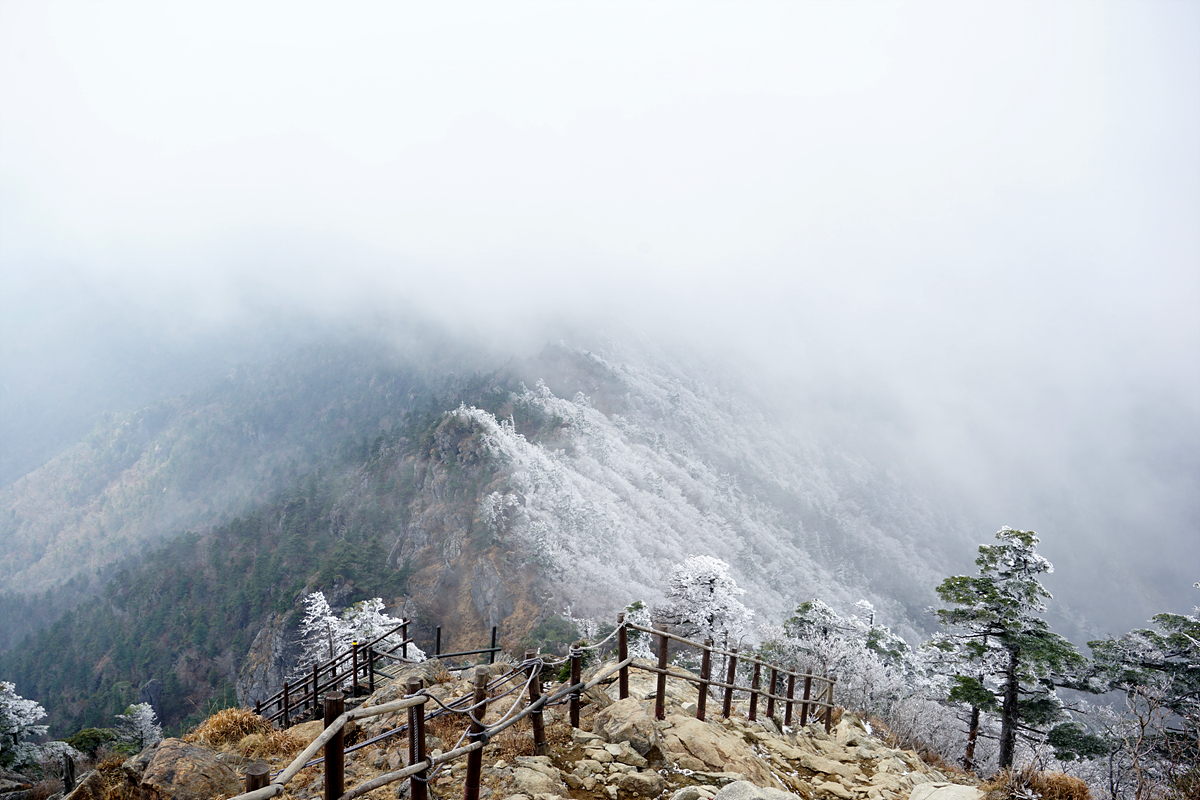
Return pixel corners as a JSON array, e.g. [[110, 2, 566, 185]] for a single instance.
[[1086, 581, 1199, 798], [0, 680, 49, 768], [659, 556, 752, 646], [764, 598, 934, 723], [299, 591, 347, 662], [116, 702, 162, 752], [298, 592, 424, 667], [931, 527, 1088, 770], [342, 597, 425, 660]]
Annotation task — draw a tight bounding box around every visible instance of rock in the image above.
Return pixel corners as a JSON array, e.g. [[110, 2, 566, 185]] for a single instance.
[[510, 768, 567, 797], [61, 771, 105, 800], [139, 738, 241, 800], [712, 780, 802, 800], [799, 753, 860, 780], [671, 788, 705, 800], [909, 785, 983, 800], [593, 698, 660, 756], [122, 744, 159, 782], [690, 772, 750, 787], [658, 715, 778, 787], [236, 611, 302, 707], [616, 771, 666, 797], [572, 730, 605, 746], [471, 558, 514, 632], [583, 685, 613, 710], [814, 781, 853, 800]]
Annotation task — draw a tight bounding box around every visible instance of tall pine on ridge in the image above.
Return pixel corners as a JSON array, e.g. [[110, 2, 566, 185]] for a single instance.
[[931, 527, 1088, 769]]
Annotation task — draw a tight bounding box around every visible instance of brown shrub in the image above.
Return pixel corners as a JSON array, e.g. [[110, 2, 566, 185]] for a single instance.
[[985, 766, 1090, 800], [185, 707, 273, 750], [239, 728, 306, 759]]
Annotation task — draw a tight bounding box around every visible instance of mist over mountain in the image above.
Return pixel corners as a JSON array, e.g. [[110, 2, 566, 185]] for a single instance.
[[1, 0, 1196, 745]]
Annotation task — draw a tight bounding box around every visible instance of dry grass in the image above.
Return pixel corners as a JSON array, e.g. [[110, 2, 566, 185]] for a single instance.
[[984, 766, 1090, 800], [95, 753, 140, 800], [238, 728, 307, 759], [185, 707, 273, 750]]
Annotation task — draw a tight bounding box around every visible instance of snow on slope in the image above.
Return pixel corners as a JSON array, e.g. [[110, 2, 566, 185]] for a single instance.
[[455, 347, 961, 637]]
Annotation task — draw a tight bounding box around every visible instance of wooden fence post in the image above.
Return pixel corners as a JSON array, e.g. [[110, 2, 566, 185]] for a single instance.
[[255, 699, 262, 716], [245, 762, 270, 792], [312, 663, 320, 716], [282, 681, 290, 728], [784, 673, 795, 726], [402, 620, 409, 661], [489, 626, 498, 664], [351, 642, 360, 696], [323, 692, 345, 800], [722, 647, 738, 718], [569, 645, 583, 728], [749, 662, 761, 722], [435, 626, 442, 658], [800, 671, 812, 726], [463, 669, 489, 800], [654, 624, 669, 721], [697, 639, 712, 722], [824, 676, 837, 734], [525, 650, 547, 755], [63, 753, 76, 793], [368, 646, 376, 693], [766, 667, 778, 721], [617, 613, 629, 700], [407, 678, 428, 800]]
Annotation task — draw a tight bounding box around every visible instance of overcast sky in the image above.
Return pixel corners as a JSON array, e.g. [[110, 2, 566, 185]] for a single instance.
[[2, 1, 1198, 623]]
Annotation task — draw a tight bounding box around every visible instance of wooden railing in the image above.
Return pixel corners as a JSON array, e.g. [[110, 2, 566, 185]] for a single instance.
[[253, 622, 503, 727], [231, 615, 837, 800]]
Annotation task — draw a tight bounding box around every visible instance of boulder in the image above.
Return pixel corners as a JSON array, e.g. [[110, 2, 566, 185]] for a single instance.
[[616, 771, 667, 797], [510, 768, 567, 798], [139, 738, 241, 800], [592, 698, 660, 756], [713, 781, 802, 800], [658, 715, 778, 787], [909, 784, 983, 800]]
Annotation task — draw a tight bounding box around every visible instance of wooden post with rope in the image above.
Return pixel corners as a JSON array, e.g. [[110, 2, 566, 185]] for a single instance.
[[463, 669, 489, 800]]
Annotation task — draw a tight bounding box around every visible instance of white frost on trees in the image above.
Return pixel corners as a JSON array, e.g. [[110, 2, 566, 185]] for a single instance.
[[0, 680, 49, 768], [299, 591, 346, 662], [298, 592, 424, 667], [116, 702, 163, 752], [658, 556, 753, 645]]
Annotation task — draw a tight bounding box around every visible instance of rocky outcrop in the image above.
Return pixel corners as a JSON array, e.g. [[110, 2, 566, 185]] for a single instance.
[[63, 739, 241, 800], [591, 697, 660, 756], [236, 611, 301, 708], [139, 739, 241, 800]]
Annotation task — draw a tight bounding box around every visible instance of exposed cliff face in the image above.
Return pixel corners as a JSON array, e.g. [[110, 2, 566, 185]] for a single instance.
[[235, 611, 301, 709]]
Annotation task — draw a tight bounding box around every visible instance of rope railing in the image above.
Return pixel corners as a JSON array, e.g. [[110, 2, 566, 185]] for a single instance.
[[232, 614, 839, 800]]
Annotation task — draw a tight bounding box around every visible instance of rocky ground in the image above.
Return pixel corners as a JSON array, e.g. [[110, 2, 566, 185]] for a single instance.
[[54, 657, 984, 800]]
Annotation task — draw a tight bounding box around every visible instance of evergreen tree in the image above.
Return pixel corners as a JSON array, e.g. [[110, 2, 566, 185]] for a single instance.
[[658, 556, 752, 646], [0, 680, 48, 769], [115, 702, 162, 752], [1087, 581, 1199, 797], [931, 527, 1088, 770]]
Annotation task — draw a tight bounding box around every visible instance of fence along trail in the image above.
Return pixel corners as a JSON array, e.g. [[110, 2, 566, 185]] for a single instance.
[[231, 614, 837, 800]]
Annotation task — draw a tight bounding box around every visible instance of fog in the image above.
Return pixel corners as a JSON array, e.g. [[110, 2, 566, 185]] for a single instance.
[[1, 1, 1197, 633]]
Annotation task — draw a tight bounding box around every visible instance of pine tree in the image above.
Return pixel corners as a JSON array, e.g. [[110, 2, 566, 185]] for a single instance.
[[658, 556, 752, 646], [115, 702, 162, 752], [931, 527, 1088, 769], [0, 680, 49, 769]]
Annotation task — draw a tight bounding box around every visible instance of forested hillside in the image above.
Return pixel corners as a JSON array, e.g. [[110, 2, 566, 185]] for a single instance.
[[1, 334, 980, 737]]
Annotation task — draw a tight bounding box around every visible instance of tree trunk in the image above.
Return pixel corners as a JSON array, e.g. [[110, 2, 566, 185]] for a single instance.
[[998, 647, 1020, 769], [963, 705, 980, 771]]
